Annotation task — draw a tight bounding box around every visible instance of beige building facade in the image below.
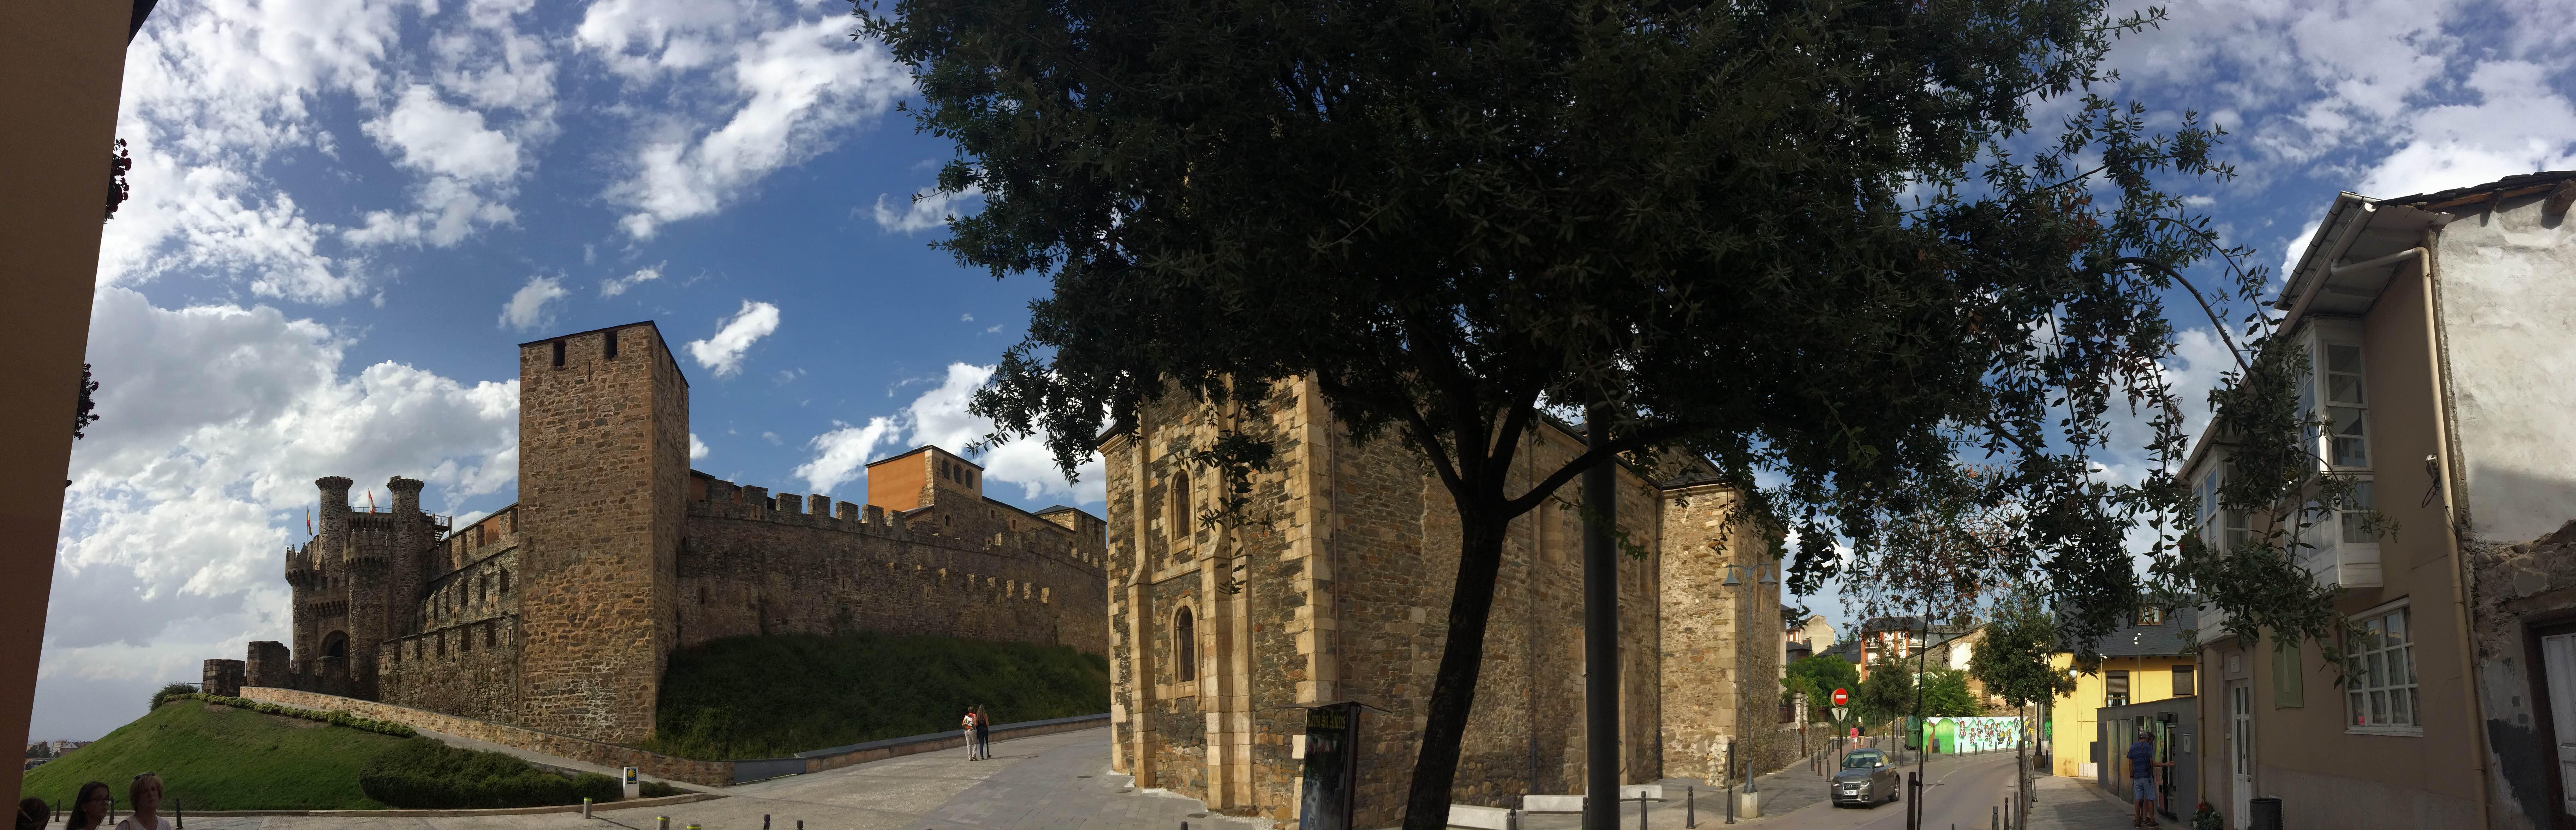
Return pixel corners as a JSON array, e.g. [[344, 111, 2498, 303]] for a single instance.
[[2185, 172, 2576, 830], [1099, 378, 1785, 826]]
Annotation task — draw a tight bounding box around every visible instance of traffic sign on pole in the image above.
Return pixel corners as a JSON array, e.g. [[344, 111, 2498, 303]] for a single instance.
[[1832, 706, 1848, 722], [1831, 687, 1849, 707]]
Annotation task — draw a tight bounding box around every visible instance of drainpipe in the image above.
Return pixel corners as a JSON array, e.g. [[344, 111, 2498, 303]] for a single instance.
[[2416, 228, 2492, 830]]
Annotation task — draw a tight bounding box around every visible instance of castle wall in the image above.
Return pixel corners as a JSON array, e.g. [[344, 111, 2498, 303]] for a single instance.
[[513, 323, 688, 743], [673, 479, 1108, 655], [380, 617, 522, 722], [1107, 378, 1710, 825]]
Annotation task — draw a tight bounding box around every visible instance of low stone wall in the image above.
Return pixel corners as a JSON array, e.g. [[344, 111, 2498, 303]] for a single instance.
[[238, 687, 733, 786], [239, 686, 1109, 788]]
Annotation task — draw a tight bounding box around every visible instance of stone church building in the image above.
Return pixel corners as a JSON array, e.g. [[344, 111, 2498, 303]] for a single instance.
[[200, 321, 1109, 744], [1101, 378, 1785, 825]]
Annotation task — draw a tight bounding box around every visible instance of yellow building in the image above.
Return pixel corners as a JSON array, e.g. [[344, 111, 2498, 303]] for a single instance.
[[2048, 605, 2200, 777]]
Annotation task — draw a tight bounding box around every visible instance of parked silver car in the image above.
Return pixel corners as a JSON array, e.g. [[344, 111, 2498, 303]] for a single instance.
[[1830, 748, 1900, 807]]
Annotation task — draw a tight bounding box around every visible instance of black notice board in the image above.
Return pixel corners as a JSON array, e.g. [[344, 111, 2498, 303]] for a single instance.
[[1299, 702, 1362, 830]]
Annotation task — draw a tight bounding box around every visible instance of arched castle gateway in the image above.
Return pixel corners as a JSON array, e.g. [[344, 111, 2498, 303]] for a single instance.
[[200, 322, 1108, 744]]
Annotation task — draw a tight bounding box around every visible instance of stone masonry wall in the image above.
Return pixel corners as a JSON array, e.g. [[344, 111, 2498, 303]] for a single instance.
[[1656, 483, 1782, 782], [2470, 519, 2576, 830], [380, 615, 523, 722], [1108, 378, 1714, 826], [513, 323, 687, 743], [673, 479, 1108, 656], [239, 686, 732, 787]]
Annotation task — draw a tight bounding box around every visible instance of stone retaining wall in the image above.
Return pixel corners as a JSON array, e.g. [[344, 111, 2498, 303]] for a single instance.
[[242, 686, 1109, 788], [240, 687, 733, 786]]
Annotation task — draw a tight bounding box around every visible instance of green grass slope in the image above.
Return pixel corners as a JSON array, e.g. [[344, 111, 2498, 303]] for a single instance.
[[636, 631, 1109, 760], [22, 699, 403, 810]]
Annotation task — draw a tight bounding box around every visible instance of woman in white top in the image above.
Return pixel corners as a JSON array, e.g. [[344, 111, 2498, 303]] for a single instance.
[[961, 709, 982, 760], [114, 774, 169, 830]]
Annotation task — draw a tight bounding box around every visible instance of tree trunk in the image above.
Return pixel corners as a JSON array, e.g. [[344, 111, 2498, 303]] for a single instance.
[[1400, 510, 1514, 830]]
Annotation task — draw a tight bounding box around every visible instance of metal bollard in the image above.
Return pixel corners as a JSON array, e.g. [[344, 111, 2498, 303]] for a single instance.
[[1639, 794, 1648, 830], [1992, 805, 1999, 830], [1687, 786, 1697, 828], [765, 816, 771, 829], [581, 797, 592, 819], [687, 825, 701, 830], [1725, 779, 1735, 825], [174, 796, 184, 830], [657, 817, 668, 830]]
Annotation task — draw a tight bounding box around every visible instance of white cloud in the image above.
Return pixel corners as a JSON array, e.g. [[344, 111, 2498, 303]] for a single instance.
[[690, 433, 709, 461], [497, 274, 567, 331], [594, 13, 914, 238], [601, 264, 664, 297], [789, 363, 1107, 506], [2353, 61, 2576, 199], [686, 300, 781, 377], [44, 287, 516, 738], [365, 84, 523, 183], [873, 185, 984, 234], [794, 416, 899, 493]]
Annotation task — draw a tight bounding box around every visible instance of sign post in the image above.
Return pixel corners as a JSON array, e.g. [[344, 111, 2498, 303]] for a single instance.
[[622, 767, 640, 801], [1298, 701, 1363, 830]]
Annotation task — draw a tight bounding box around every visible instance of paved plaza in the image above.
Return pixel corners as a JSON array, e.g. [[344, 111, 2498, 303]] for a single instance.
[[39, 733, 2182, 830]]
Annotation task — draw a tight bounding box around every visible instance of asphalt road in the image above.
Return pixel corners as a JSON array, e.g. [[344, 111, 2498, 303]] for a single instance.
[[1845, 753, 2021, 830]]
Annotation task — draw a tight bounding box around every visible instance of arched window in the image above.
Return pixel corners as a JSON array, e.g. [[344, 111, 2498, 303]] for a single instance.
[[323, 631, 349, 661], [1168, 470, 1192, 541], [1172, 606, 1196, 684]]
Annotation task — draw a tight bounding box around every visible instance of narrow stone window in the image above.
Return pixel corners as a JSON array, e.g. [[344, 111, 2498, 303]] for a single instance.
[[604, 329, 619, 359], [1168, 470, 1192, 540], [551, 339, 565, 368], [500, 569, 509, 593], [1173, 605, 1196, 683], [699, 584, 710, 606]]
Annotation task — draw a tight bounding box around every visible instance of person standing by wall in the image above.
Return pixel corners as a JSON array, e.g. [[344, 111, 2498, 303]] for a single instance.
[[973, 705, 992, 760], [2127, 730, 2168, 828], [962, 708, 983, 760]]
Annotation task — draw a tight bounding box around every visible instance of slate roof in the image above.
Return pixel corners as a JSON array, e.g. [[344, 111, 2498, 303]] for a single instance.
[[2387, 170, 2576, 208], [2062, 603, 2200, 658]]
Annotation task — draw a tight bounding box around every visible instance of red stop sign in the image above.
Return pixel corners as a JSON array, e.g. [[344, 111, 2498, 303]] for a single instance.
[[1832, 688, 1850, 706]]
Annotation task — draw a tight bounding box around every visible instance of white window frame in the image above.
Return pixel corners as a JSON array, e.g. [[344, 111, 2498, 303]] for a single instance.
[[2298, 322, 2371, 474], [2344, 599, 2421, 736]]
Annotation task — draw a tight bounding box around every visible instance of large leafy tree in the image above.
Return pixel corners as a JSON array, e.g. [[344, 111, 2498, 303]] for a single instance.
[[1784, 653, 1862, 723], [863, 0, 2253, 823]]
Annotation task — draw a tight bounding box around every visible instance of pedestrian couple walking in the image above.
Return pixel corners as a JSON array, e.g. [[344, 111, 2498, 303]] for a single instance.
[[962, 705, 992, 760]]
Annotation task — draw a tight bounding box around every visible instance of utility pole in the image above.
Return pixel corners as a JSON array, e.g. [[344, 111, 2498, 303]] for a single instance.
[[1582, 405, 1620, 830]]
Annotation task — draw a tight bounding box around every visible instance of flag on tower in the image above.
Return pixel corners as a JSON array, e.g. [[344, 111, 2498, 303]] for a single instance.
[[367, 490, 376, 512], [306, 506, 313, 537]]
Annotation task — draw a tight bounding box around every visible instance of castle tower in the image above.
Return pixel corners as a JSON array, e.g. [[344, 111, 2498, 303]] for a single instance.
[[299, 476, 354, 680], [513, 321, 689, 742]]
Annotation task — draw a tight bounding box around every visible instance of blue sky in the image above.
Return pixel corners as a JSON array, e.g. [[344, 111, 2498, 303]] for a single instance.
[[33, 0, 2576, 740]]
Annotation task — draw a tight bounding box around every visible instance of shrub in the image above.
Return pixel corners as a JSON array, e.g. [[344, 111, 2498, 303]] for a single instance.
[[359, 739, 621, 809], [162, 693, 418, 739], [149, 682, 198, 712]]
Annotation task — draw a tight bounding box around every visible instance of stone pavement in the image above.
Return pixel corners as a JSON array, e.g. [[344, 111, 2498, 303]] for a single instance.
[[2022, 774, 2186, 830], [59, 727, 1265, 830]]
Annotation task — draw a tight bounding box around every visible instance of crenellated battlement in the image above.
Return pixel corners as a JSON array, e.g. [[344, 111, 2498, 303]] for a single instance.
[[683, 472, 1108, 573]]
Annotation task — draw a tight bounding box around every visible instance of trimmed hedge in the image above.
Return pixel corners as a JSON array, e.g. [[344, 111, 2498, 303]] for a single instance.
[[160, 693, 418, 739], [359, 738, 624, 808]]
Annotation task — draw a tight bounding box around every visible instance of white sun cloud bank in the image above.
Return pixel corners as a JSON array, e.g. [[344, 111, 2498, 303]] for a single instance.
[[791, 363, 1105, 505], [685, 300, 781, 377], [580, 0, 915, 239], [45, 287, 518, 739]]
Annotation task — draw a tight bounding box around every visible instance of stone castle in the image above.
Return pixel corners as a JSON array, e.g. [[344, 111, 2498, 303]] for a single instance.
[[199, 321, 1109, 744], [1102, 378, 1785, 825]]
